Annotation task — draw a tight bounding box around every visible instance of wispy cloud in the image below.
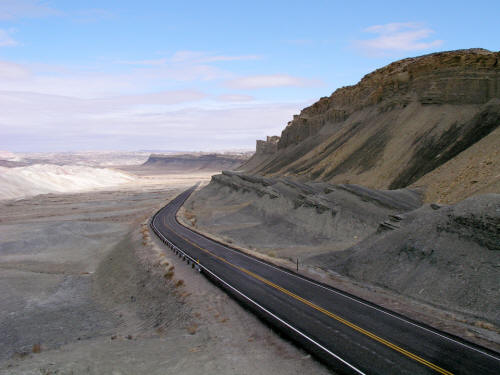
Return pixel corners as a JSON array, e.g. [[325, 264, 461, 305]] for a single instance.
[[0, 60, 30, 79], [286, 39, 314, 46], [216, 94, 254, 102], [225, 74, 321, 89], [0, 89, 304, 151], [119, 51, 260, 66], [0, 29, 18, 47], [0, 58, 306, 151], [73, 8, 115, 23], [0, 0, 60, 20], [356, 22, 443, 56]]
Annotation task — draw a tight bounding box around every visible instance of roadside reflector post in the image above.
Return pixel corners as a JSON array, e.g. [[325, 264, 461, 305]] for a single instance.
[[297, 258, 299, 272]]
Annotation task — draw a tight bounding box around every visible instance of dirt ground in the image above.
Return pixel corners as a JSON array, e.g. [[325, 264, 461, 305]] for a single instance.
[[0, 172, 331, 374]]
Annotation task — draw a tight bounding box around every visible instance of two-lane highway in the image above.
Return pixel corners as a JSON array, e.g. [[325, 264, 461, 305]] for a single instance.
[[151, 186, 500, 374]]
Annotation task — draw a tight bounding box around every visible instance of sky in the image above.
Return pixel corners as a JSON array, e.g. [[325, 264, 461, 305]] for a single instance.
[[0, 0, 499, 152]]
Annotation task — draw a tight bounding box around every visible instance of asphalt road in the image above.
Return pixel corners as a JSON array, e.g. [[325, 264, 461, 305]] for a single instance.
[[151, 186, 500, 375]]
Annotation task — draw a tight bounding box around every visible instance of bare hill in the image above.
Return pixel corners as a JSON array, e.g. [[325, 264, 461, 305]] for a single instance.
[[242, 49, 500, 203]]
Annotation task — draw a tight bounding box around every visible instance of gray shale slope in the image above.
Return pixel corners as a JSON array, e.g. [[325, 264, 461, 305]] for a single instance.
[[185, 171, 422, 259]]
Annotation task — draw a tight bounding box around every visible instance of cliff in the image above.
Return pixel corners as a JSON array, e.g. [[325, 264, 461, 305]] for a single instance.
[[239, 136, 280, 172], [243, 49, 500, 203]]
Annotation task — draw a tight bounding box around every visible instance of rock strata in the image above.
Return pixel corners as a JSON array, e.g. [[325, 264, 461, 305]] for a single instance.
[[243, 49, 500, 203]]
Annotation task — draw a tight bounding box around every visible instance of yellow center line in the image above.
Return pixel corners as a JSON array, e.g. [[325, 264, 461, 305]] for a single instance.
[[163, 217, 453, 375]]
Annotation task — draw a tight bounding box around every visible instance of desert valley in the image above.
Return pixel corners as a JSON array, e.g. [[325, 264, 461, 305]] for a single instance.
[[1, 48, 499, 374], [1, 2, 499, 374]]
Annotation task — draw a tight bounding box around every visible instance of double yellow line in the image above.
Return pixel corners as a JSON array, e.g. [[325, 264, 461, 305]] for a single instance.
[[163, 217, 453, 375]]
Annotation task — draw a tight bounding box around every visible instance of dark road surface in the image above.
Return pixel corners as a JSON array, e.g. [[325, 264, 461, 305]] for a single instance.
[[151, 186, 500, 375]]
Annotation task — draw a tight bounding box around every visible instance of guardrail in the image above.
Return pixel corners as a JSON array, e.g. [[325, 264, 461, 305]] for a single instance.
[[150, 208, 202, 272]]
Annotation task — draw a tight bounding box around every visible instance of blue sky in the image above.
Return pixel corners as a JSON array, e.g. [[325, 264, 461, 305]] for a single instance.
[[0, 0, 499, 152]]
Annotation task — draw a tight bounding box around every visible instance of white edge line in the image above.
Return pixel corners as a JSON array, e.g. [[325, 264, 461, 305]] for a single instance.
[[169, 201, 500, 362], [152, 218, 365, 375]]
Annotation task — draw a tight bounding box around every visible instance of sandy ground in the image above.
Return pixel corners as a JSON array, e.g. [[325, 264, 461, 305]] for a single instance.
[[0, 171, 331, 374]]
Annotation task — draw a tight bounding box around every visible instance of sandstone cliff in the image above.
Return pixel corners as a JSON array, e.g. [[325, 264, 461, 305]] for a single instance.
[[243, 49, 500, 203]]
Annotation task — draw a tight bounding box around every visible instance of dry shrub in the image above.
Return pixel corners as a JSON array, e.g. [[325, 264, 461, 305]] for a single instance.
[[184, 211, 197, 226], [186, 324, 198, 335], [32, 343, 41, 353], [164, 266, 175, 280], [175, 279, 185, 288], [474, 320, 495, 330]]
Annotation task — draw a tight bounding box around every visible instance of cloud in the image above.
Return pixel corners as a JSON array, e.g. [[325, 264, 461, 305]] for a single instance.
[[0, 29, 18, 47], [73, 8, 115, 23], [119, 51, 260, 66], [356, 22, 443, 55], [0, 61, 30, 79], [0, 89, 305, 151], [118, 58, 169, 66], [286, 39, 314, 46], [0, 0, 59, 20], [225, 74, 320, 89], [0, 58, 227, 98], [0, 57, 306, 151], [216, 94, 254, 102], [170, 50, 260, 64]]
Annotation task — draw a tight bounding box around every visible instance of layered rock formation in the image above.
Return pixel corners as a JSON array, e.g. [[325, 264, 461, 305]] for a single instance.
[[239, 136, 280, 172], [243, 49, 500, 203], [256, 136, 280, 155]]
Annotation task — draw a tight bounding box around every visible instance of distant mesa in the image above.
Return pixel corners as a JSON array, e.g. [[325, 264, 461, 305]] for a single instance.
[[243, 48, 500, 203], [142, 152, 250, 172]]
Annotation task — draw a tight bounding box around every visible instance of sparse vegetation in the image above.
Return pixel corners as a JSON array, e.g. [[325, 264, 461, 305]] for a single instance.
[[186, 324, 198, 335], [175, 279, 185, 288], [164, 265, 175, 280]]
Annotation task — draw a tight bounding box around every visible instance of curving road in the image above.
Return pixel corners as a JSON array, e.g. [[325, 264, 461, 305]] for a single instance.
[[151, 185, 500, 375]]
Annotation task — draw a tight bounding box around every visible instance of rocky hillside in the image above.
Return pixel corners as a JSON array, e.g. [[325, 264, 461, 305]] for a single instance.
[[243, 49, 500, 203]]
